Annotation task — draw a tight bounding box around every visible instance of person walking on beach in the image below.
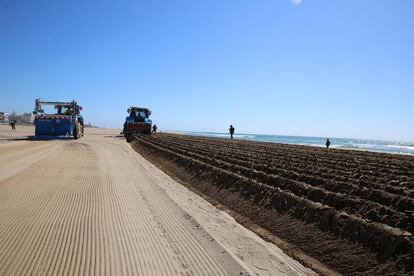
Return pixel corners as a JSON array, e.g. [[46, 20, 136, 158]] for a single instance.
[[326, 138, 331, 149], [9, 119, 16, 131], [229, 125, 235, 140], [152, 124, 157, 134]]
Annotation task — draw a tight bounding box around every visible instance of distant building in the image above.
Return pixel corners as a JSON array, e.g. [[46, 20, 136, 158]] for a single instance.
[[0, 112, 34, 124], [0, 112, 10, 124], [84, 122, 98, 128]]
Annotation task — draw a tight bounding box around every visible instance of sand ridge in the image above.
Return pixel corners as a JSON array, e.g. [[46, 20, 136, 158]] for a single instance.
[[0, 125, 314, 276], [131, 132, 414, 275]]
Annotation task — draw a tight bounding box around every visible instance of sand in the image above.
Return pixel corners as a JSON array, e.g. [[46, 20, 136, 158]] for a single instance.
[[131, 133, 414, 275], [0, 125, 315, 276]]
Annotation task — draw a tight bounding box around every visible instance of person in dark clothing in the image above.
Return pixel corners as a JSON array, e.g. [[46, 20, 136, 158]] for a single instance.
[[136, 112, 144, 122], [326, 138, 331, 149], [229, 125, 235, 139], [9, 120, 16, 131], [152, 124, 157, 134]]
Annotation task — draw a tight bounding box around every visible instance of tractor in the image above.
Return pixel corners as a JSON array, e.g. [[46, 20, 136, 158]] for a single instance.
[[33, 99, 84, 139], [123, 107, 152, 141]]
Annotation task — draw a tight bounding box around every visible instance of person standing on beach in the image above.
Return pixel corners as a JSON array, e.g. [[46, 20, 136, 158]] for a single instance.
[[152, 124, 157, 134], [229, 125, 235, 139], [9, 119, 16, 131], [326, 138, 331, 149]]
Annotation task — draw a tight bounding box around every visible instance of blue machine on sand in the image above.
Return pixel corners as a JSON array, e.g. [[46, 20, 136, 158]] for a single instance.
[[33, 99, 84, 139], [123, 106, 152, 138]]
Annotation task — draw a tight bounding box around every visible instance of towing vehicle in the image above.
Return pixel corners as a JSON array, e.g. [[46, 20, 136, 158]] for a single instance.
[[123, 107, 152, 139]]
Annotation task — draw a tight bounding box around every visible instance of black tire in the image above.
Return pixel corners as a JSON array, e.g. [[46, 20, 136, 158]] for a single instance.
[[73, 125, 79, 139]]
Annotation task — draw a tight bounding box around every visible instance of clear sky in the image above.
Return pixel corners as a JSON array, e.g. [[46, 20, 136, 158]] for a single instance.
[[1, 0, 413, 141]]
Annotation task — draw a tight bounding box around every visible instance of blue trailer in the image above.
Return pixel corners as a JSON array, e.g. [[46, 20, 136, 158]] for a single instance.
[[33, 99, 84, 139]]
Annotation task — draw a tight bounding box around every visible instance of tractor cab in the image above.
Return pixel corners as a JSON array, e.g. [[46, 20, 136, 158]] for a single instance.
[[55, 104, 82, 116], [128, 107, 151, 123]]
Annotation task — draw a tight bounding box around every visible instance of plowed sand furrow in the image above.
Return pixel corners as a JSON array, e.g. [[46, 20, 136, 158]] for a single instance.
[[52, 193, 80, 276], [82, 177, 94, 276], [140, 189, 215, 276], [107, 182, 130, 275], [116, 179, 142, 274], [114, 178, 170, 275], [104, 142, 228, 276], [100, 147, 180, 275], [29, 194, 70, 275], [104, 177, 124, 275], [101, 181, 121, 276], [105, 146, 207, 274], [18, 183, 77, 275], [65, 178, 90, 276], [128, 190, 178, 276], [0, 127, 315, 276], [109, 179, 152, 276], [2, 193, 51, 274], [29, 192, 67, 275], [111, 176, 172, 276], [24, 196, 63, 275], [105, 143, 209, 275], [98, 180, 111, 276], [137, 178, 227, 276], [69, 178, 88, 276], [115, 144, 227, 275], [91, 178, 101, 276], [0, 174, 66, 275], [46, 174, 88, 275], [155, 135, 414, 182], [124, 187, 177, 276]]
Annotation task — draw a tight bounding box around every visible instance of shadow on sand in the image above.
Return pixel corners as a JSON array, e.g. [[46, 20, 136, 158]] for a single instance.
[[1, 135, 126, 142], [104, 135, 125, 139], [1, 135, 75, 142]]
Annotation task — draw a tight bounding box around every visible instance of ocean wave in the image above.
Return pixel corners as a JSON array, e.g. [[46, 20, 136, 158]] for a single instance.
[[190, 132, 255, 139], [184, 132, 414, 155], [385, 145, 414, 151]]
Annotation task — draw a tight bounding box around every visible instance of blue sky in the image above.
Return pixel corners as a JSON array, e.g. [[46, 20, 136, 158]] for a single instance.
[[1, 0, 413, 141]]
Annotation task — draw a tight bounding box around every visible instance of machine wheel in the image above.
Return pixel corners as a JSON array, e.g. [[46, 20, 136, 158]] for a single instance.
[[73, 124, 79, 139]]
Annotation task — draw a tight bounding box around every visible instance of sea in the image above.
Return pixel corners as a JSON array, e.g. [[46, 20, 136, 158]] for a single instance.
[[182, 131, 414, 155]]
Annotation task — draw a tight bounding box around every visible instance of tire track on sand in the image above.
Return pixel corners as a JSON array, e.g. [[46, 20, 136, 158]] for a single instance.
[[0, 134, 256, 276], [101, 140, 247, 276]]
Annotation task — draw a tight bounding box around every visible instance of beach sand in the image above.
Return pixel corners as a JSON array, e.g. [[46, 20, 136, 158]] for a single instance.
[[131, 132, 414, 275], [0, 124, 315, 276]]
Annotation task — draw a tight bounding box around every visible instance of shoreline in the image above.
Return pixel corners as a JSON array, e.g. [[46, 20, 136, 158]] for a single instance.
[[165, 130, 414, 156]]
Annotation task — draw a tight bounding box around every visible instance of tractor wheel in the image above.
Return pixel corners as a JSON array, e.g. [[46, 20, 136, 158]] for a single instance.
[[73, 125, 79, 140]]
